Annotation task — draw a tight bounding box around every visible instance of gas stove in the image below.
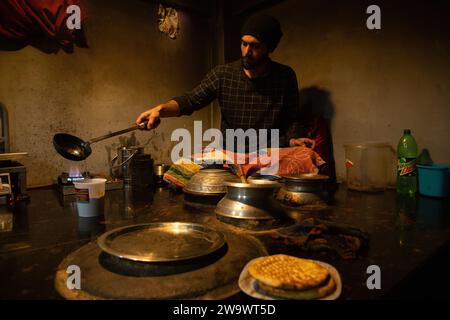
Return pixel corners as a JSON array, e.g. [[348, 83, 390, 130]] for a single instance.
[[55, 171, 123, 196], [58, 171, 90, 185]]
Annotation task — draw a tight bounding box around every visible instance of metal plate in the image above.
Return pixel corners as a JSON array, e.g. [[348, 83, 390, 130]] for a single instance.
[[97, 222, 226, 263], [55, 231, 267, 300]]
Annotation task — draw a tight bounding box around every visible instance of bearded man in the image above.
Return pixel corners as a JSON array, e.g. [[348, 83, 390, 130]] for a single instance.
[[136, 14, 314, 151]]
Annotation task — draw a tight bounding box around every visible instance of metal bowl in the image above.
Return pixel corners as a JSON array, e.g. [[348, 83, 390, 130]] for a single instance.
[[215, 180, 285, 220], [183, 169, 239, 196]]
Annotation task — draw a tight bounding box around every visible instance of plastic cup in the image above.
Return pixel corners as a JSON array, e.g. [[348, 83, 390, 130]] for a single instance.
[[73, 178, 107, 217]]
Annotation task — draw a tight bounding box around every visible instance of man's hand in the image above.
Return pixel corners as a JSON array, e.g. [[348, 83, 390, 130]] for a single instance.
[[136, 100, 180, 130], [289, 137, 316, 149], [136, 106, 162, 130]]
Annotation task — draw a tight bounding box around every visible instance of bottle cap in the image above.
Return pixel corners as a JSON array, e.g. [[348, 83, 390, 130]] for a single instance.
[[403, 129, 411, 134]]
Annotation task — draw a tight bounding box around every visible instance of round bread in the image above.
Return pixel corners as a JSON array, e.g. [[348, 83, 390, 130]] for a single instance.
[[248, 254, 330, 290], [258, 276, 336, 300]]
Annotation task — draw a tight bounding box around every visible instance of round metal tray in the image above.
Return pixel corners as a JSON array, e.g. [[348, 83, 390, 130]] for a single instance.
[[97, 222, 226, 263]]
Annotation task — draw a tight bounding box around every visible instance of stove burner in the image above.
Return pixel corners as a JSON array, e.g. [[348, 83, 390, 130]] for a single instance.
[[58, 171, 91, 185]]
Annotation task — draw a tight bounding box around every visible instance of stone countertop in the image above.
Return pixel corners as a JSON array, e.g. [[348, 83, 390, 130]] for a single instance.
[[1, 184, 450, 299]]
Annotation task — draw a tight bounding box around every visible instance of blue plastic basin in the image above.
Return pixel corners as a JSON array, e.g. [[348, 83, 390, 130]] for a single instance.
[[417, 164, 450, 198]]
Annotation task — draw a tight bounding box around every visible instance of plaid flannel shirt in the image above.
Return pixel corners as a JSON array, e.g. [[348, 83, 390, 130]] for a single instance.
[[173, 59, 300, 148]]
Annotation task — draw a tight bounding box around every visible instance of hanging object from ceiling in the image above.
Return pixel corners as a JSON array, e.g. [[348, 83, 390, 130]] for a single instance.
[[0, 0, 87, 53], [157, 4, 180, 39]]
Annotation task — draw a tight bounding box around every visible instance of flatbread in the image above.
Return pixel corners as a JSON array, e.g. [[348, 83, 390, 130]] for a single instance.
[[258, 276, 336, 300], [248, 254, 330, 290]]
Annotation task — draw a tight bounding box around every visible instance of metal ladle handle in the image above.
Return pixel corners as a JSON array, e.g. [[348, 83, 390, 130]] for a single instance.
[[87, 121, 149, 144], [110, 150, 140, 169]]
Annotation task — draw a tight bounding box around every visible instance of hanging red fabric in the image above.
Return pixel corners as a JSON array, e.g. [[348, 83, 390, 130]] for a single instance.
[[0, 0, 86, 48]]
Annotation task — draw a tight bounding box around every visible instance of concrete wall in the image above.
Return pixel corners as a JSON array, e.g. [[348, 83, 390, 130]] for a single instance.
[[228, 0, 450, 182], [0, 0, 214, 186], [2, 0, 449, 186]]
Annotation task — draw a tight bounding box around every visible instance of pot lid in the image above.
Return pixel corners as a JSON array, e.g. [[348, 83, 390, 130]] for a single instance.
[[184, 169, 239, 195], [282, 173, 329, 182], [224, 179, 281, 188]]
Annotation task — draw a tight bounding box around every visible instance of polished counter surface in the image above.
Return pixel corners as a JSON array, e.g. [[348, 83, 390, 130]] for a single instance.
[[1, 184, 450, 299]]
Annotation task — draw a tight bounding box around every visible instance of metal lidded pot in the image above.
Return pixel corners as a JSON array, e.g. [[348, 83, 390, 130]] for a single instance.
[[215, 179, 284, 220], [183, 169, 239, 196], [276, 174, 330, 208]]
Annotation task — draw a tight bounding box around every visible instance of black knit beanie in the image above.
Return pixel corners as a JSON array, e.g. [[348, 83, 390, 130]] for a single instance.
[[241, 14, 283, 51]]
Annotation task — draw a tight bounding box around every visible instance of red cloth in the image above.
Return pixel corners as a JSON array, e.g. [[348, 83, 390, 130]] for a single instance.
[[0, 0, 86, 47], [217, 146, 326, 177], [308, 117, 330, 168], [307, 117, 336, 180], [239, 147, 325, 177]]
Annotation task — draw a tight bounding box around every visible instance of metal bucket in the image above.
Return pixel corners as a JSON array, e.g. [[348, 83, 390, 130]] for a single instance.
[[111, 146, 144, 184]]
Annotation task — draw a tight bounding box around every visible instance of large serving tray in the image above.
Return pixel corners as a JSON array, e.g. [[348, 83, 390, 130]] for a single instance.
[[97, 222, 226, 263]]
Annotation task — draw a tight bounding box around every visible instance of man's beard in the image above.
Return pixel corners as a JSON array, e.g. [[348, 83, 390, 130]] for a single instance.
[[241, 55, 269, 70]]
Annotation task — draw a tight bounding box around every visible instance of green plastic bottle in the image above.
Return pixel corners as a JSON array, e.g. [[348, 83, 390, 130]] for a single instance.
[[396, 129, 418, 194]]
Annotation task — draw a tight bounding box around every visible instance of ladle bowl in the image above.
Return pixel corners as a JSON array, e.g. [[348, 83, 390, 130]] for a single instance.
[[53, 133, 92, 161], [53, 120, 151, 161]]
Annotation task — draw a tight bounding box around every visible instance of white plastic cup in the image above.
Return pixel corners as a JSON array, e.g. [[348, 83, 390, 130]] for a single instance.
[[73, 178, 107, 217]]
